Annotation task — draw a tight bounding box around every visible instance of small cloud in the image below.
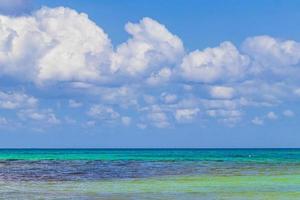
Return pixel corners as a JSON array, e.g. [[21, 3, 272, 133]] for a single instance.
[[161, 93, 177, 104], [0, 91, 38, 110], [266, 111, 278, 120], [137, 123, 147, 129], [85, 120, 96, 127], [175, 108, 200, 123], [68, 99, 83, 108], [0, 117, 8, 126], [209, 86, 235, 99], [294, 88, 300, 96], [65, 117, 76, 124], [88, 105, 120, 122], [252, 117, 264, 125], [18, 109, 60, 125], [148, 110, 170, 128], [183, 84, 193, 91], [121, 116, 131, 126], [283, 110, 295, 117], [143, 95, 156, 104]]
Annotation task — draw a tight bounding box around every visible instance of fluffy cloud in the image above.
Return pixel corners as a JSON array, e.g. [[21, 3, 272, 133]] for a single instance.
[[252, 117, 264, 125], [1, 6, 300, 129], [18, 109, 60, 125], [121, 116, 131, 126], [175, 108, 199, 123], [0, 91, 37, 109], [179, 42, 249, 83], [161, 93, 177, 104], [209, 86, 235, 99], [111, 17, 184, 76], [0, 7, 112, 84], [88, 105, 120, 122], [243, 35, 300, 73], [266, 111, 278, 120], [147, 106, 170, 128]]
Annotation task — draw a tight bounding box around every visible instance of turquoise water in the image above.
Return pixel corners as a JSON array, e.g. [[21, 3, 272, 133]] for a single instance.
[[1, 149, 300, 199]]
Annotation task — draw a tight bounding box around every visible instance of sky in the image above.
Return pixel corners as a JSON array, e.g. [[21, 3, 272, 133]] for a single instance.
[[0, 0, 299, 148]]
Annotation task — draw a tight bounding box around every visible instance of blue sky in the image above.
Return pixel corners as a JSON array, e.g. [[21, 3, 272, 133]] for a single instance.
[[0, 0, 299, 148]]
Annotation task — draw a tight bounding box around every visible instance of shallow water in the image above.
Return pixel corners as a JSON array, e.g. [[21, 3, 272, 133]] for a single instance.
[[1, 149, 300, 199]]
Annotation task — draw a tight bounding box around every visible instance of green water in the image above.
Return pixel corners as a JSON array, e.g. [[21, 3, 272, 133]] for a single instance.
[[2, 175, 300, 199], [0, 149, 300, 199]]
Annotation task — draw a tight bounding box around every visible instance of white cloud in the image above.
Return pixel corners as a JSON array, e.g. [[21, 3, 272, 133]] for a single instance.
[[0, 6, 300, 129], [294, 88, 300, 96], [147, 108, 170, 128], [179, 42, 249, 83], [85, 120, 96, 127], [207, 109, 242, 118], [266, 111, 278, 120], [209, 86, 235, 99], [137, 123, 147, 129], [88, 105, 120, 122], [146, 67, 172, 86], [0, 116, 8, 125], [111, 17, 184, 76], [161, 93, 177, 104], [0, 7, 112, 84], [121, 116, 131, 126], [252, 117, 264, 125], [18, 109, 60, 125], [143, 95, 156, 104], [0, 91, 37, 109], [175, 108, 199, 123], [243, 35, 300, 73], [283, 110, 295, 117]]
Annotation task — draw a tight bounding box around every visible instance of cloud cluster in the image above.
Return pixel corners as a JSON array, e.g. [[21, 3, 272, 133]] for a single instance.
[[0, 6, 298, 130]]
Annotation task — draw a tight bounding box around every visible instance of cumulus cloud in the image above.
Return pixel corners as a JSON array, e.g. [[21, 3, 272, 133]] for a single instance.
[[0, 7, 112, 84], [243, 35, 300, 73], [88, 105, 120, 122], [175, 108, 199, 123], [147, 107, 170, 128], [111, 17, 184, 76], [209, 86, 235, 99], [0, 91, 37, 109], [18, 109, 60, 125], [0, 6, 300, 129], [179, 42, 249, 83], [207, 109, 242, 126]]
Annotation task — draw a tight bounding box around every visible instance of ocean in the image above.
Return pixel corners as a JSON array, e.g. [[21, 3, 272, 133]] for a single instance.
[[0, 149, 300, 199]]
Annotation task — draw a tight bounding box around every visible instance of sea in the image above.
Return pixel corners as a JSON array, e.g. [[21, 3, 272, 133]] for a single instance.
[[0, 149, 300, 199]]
